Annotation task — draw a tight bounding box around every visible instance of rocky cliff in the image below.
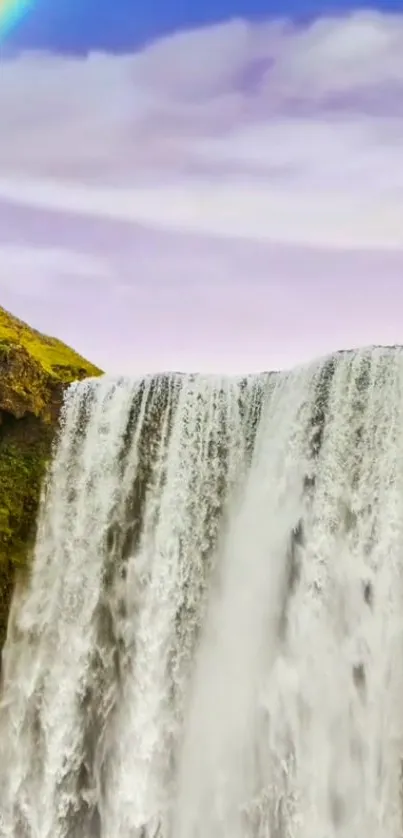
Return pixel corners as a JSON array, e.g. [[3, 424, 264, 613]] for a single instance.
[[0, 306, 102, 650]]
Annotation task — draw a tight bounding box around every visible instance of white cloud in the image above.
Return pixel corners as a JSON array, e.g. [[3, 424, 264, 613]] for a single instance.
[[0, 11, 402, 251], [0, 175, 401, 251], [0, 243, 113, 298], [262, 11, 403, 94]]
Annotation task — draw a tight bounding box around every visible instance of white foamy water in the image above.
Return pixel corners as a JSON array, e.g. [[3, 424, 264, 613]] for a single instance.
[[0, 351, 403, 838]]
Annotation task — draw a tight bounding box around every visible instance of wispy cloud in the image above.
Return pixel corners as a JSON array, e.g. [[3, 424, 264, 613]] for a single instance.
[[0, 11, 402, 371]]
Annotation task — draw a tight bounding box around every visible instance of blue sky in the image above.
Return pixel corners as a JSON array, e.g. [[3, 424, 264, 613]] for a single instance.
[[8, 0, 403, 52]]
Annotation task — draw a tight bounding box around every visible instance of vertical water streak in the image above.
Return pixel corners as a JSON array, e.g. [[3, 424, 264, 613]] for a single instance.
[[174, 365, 317, 838], [0, 377, 151, 838], [0, 373, 263, 838], [101, 376, 261, 838]]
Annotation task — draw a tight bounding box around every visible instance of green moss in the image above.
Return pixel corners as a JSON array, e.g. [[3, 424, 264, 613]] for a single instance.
[[0, 305, 101, 384], [0, 439, 46, 552], [0, 306, 103, 652], [0, 423, 51, 649]]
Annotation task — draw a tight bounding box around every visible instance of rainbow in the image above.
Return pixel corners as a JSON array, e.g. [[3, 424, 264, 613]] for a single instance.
[[0, 0, 33, 38]]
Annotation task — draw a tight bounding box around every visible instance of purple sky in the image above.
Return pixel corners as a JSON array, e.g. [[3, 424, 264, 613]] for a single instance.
[[1, 11, 403, 373]]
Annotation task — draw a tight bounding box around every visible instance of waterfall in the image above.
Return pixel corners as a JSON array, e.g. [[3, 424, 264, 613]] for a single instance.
[[1, 349, 403, 837]]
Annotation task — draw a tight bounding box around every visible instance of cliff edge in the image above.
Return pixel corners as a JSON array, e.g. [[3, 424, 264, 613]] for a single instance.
[[0, 305, 102, 649]]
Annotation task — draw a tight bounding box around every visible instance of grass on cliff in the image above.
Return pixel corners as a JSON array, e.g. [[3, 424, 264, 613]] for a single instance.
[[0, 306, 102, 383]]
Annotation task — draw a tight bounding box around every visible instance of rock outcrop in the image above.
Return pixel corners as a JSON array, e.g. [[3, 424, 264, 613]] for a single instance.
[[0, 305, 102, 649]]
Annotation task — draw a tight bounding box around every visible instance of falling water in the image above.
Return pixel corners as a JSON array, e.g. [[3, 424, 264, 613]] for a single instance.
[[1, 349, 403, 838]]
